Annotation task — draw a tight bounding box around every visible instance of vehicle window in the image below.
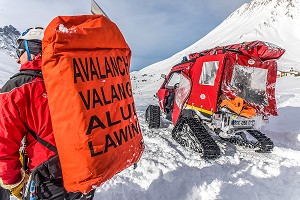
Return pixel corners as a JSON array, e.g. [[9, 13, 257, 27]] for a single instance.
[[200, 61, 219, 86], [175, 74, 191, 109], [166, 72, 181, 88], [230, 65, 268, 105]]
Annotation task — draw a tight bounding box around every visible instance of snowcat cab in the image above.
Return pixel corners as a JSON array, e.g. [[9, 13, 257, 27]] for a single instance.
[[146, 41, 285, 159]]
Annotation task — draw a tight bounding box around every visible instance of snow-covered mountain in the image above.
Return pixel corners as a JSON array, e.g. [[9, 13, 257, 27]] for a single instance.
[[0, 25, 20, 59], [133, 0, 300, 79], [0, 25, 20, 87]]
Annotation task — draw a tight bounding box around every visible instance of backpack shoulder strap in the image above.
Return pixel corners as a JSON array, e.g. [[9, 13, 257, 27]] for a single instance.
[[10, 70, 43, 80], [1, 70, 43, 93], [26, 128, 58, 154], [16, 71, 55, 153]]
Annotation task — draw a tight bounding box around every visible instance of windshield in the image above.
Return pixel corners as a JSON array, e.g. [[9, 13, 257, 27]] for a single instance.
[[166, 72, 181, 89], [230, 64, 268, 106]]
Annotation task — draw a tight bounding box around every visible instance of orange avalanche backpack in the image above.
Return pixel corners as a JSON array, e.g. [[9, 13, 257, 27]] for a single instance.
[[42, 15, 144, 193]]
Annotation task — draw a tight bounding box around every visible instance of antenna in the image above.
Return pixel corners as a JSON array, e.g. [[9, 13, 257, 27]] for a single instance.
[[91, 0, 109, 18]]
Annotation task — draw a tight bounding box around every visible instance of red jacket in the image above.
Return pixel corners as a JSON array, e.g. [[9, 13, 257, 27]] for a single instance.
[[0, 55, 56, 185]]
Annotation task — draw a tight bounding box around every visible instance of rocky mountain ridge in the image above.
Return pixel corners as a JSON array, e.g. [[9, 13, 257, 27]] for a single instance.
[[0, 25, 20, 59], [231, 0, 299, 19]]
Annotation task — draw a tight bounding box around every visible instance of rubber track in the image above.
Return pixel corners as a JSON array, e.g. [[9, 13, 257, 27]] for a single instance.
[[172, 116, 220, 160], [220, 130, 274, 153], [146, 105, 160, 128], [247, 130, 274, 153]]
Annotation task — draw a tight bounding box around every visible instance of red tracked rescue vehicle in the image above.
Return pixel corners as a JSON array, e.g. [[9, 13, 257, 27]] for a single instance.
[[146, 41, 285, 159]]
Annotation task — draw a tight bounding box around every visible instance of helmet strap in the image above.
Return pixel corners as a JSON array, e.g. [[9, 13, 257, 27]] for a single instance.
[[24, 40, 32, 61]]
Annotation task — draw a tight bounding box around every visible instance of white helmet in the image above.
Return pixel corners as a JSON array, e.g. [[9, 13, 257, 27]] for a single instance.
[[17, 27, 44, 44]]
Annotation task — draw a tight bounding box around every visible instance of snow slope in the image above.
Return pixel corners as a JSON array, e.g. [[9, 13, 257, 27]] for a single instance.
[[0, 51, 19, 87]]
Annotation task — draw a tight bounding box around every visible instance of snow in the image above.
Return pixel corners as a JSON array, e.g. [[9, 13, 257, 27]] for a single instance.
[[3, 0, 300, 199], [0, 51, 19, 88], [58, 24, 70, 33], [58, 24, 76, 33]]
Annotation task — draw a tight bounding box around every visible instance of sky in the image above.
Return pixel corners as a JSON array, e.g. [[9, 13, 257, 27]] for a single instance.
[[0, 0, 250, 71]]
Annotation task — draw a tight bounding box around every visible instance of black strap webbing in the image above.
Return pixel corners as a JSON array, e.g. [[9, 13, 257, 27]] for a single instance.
[[26, 128, 58, 154], [10, 70, 43, 80]]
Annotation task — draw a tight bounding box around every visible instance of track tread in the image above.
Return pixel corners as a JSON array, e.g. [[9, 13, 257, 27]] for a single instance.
[[220, 130, 274, 153], [247, 130, 274, 153], [172, 116, 220, 160], [145, 105, 161, 128]]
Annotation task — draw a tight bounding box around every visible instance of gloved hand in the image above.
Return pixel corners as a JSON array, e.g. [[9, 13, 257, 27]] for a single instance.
[[9, 173, 29, 200]]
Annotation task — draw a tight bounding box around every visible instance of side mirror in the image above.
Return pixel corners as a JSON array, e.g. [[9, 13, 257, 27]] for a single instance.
[[161, 74, 167, 79]]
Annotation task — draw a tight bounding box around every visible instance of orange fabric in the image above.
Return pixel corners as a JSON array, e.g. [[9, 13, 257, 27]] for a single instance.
[[42, 15, 144, 193], [220, 97, 244, 114], [220, 97, 256, 118], [239, 105, 256, 118]]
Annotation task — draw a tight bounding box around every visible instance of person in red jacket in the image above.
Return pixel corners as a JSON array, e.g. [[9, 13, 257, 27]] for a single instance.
[[0, 27, 95, 200]]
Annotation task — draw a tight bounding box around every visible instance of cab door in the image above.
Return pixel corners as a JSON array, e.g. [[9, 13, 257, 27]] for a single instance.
[[172, 72, 192, 124], [157, 71, 181, 112], [187, 54, 226, 116]]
